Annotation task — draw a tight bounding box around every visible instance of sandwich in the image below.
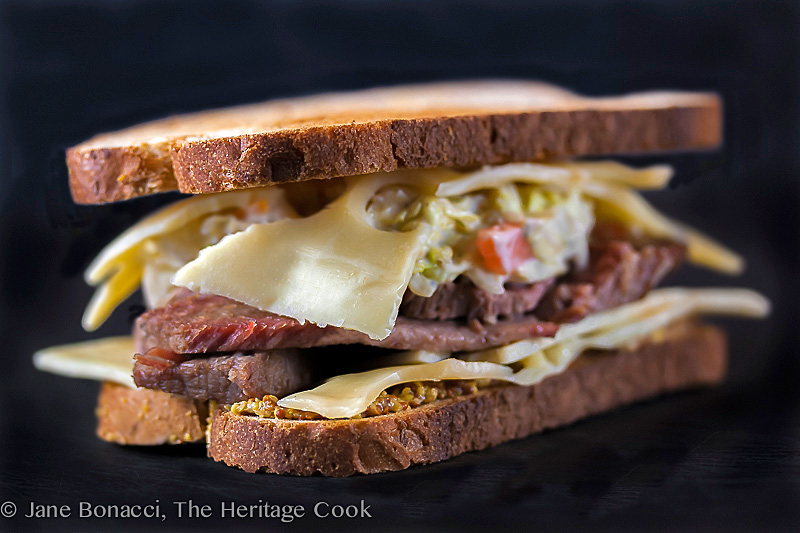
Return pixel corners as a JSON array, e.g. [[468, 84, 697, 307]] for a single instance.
[[34, 81, 769, 475]]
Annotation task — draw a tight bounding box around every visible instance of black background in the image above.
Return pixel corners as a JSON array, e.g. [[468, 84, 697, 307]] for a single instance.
[[1, 1, 799, 531]]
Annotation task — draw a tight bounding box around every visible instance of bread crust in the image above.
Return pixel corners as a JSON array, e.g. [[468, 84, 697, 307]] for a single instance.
[[67, 82, 721, 204], [96, 382, 207, 445], [207, 323, 726, 476], [67, 146, 178, 206]]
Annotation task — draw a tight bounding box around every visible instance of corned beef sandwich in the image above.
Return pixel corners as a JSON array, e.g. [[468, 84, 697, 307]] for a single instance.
[[34, 81, 769, 475]]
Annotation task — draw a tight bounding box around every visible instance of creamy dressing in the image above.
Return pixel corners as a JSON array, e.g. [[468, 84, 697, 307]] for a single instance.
[[367, 184, 595, 296]]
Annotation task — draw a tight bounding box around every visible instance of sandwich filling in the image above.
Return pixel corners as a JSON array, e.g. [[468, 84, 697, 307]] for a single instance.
[[36, 161, 767, 424], [229, 379, 487, 421], [81, 161, 741, 338]]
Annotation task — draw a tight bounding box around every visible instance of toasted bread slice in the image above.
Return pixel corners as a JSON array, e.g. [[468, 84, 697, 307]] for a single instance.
[[67, 81, 721, 204], [207, 322, 726, 476], [96, 382, 207, 445]]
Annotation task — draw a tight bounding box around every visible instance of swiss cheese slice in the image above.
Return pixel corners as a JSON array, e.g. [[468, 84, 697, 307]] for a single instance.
[[277, 358, 514, 419], [277, 288, 769, 418], [33, 337, 135, 388], [172, 174, 436, 340]]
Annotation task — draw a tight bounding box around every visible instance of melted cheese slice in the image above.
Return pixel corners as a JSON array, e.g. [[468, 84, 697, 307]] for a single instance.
[[460, 287, 766, 365], [33, 337, 135, 388], [551, 161, 673, 190], [171, 162, 722, 340], [277, 358, 514, 419], [277, 288, 769, 418], [173, 174, 436, 340], [582, 182, 743, 274]]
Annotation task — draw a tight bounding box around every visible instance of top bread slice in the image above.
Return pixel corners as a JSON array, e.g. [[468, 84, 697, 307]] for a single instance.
[[67, 81, 721, 204]]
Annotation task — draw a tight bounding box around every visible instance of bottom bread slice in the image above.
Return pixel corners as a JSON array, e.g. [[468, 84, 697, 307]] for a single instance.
[[207, 322, 726, 476], [96, 382, 208, 445]]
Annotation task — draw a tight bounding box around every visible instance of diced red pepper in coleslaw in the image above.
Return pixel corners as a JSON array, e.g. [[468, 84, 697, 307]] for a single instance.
[[476, 223, 533, 275]]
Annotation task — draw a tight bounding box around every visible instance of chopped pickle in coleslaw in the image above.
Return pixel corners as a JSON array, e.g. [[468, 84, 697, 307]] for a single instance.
[[367, 183, 594, 297]]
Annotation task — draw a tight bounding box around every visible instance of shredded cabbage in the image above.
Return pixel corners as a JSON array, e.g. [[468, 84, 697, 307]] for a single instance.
[[369, 180, 595, 297]]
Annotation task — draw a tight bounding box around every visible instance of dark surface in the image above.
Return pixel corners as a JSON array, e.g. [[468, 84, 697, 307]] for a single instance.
[[1, 1, 799, 531]]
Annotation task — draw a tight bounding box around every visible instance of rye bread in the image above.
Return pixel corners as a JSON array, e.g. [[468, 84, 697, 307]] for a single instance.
[[206, 322, 726, 476], [95, 382, 207, 445], [67, 81, 721, 204]]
